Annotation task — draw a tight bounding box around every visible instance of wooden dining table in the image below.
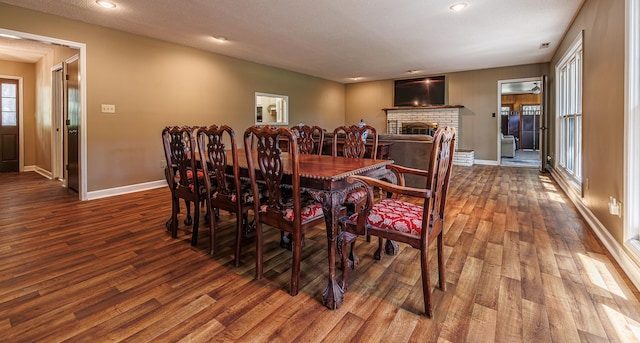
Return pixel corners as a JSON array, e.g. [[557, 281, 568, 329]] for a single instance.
[[237, 149, 396, 309]]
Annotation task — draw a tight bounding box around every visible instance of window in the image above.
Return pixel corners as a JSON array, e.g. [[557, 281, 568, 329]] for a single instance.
[[625, 0, 640, 256], [555, 31, 583, 190], [1, 82, 17, 126]]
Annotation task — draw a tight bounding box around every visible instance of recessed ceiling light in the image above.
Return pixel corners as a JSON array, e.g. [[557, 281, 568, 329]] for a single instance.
[[96, 1, 116, 9], [351, 77, 362, 81], [449, 3, 467, 12], [212, 36, 227, 43], [407, 70, 418, 74]]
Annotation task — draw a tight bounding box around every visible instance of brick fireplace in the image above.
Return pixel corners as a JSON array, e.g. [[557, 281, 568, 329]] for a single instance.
[[383, 105, 472, 166], [384, 105, 463, 146]]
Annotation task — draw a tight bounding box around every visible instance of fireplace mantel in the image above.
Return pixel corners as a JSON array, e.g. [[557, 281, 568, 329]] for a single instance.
[[383, 105, 464, 113]]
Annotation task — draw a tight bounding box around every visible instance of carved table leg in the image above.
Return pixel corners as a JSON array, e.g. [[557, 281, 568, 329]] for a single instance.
[[311, 190, 346, 310], [385, 239, 400, 255]]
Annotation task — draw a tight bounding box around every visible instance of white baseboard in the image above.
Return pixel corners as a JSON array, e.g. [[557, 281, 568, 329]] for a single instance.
[[34, 166, 53, 179], [550, 169, 640, 291], [23, 165, 35, 172], [474, 159, 499, 166], [86, 179, 167, 200]]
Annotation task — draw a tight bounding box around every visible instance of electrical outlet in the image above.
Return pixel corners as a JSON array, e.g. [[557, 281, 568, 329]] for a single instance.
[[609, 197, 621, 217], [160, 159, 167, 169], [101, 104, 116, 113]]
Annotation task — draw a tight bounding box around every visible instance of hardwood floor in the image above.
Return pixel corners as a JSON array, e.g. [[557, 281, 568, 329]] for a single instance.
[[1, 167, 639, 342]]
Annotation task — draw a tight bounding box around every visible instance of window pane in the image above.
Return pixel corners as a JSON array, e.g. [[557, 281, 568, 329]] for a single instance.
[[2, 98, 16, 112], [576, 116, 582, 179], [2, 111, 16, 126], [567, 116, 575, 172], [1, 84, 16, 98]]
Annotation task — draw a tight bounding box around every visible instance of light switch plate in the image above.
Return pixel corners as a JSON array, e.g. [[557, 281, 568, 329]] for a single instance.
[[101, 104, 116, 113]]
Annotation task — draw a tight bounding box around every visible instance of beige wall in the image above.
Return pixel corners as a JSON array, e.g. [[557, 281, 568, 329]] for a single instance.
[[0, 3, 345, 191], [345, 64, 548, 160], [0, 60, 36, 167], [549, 0, 625, 243]]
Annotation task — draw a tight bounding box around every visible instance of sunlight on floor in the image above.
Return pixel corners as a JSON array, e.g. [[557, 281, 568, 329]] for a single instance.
[[603, 304, 640, 341], [579, 253, 627, 299]]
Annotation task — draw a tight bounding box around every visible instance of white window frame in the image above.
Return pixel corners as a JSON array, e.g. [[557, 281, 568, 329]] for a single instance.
[[625, 0, 640, 259], [555, 31, 584, 191]]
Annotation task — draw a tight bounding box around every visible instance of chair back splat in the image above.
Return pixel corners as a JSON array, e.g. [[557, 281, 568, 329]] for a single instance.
[[338, 126, 456, 317], [332, 124, 378, 159], [291, 124, 324, 155]]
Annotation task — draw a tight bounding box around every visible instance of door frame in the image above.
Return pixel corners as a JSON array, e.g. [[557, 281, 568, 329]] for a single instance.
[[0, 28, 88, 200], [51, 63, 65, 182], [0, 75, 23, 172], [497, 76, 544, 170]]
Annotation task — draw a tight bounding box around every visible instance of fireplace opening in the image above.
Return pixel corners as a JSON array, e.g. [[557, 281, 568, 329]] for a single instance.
[[402, 122, 438, 136]]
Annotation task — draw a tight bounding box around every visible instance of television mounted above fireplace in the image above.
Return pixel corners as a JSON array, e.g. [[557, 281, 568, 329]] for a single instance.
[[394, 76, 446, 107]]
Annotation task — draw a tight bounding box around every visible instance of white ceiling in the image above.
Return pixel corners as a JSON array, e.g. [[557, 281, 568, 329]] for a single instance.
[[0, 0, 583, 84]]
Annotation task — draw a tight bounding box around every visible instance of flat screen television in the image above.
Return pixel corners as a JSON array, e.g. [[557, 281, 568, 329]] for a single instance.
[[394, 76, 446, 107]]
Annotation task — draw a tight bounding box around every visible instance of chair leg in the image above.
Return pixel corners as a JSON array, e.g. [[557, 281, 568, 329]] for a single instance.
[[420, 246, 433, 318], [234, 213, 243, 267], [290, 230, 302, 296], [190, 202, 200, 246], [437, 231, 446, 291], [208, 205, 216, 256], [170, 197, 179, 238], [255, 223, 263, 281], [184, 199, 193, 226], [374, 237, 385, 260], [338, 231, 357, 291]]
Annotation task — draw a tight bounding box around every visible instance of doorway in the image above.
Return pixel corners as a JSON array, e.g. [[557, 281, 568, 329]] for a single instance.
[[497, 77, 544, 169], [0, 78, 19, 172], [0, 28, 87, 199]]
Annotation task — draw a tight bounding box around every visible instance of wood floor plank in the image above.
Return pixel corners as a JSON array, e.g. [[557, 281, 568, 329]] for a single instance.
[[1, 167, 639, 341]]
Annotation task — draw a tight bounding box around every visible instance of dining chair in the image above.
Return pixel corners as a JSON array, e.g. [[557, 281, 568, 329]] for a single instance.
[[338, 126, 456, 317], [196, 124, 253, 266], [243, 125, 326, 296], [290, 124, 324, 155], [162, 126, 207, 246], [332, 124, 378, 214], [332, 124, 378, 160]]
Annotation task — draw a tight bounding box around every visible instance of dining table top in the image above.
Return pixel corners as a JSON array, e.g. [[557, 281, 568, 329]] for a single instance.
[[236, 149, 394, 182]]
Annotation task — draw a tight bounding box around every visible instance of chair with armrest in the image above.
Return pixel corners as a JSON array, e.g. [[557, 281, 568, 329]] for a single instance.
[[243, 125, 326, 296], [196, 125, 253, 266], [290, 124, 324, 155], [338, 126, 456, 317], [162, 126, 207, 246]]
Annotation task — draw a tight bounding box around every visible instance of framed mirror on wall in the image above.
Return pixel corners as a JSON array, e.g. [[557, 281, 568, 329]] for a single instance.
[[255, 92, 288, 125]]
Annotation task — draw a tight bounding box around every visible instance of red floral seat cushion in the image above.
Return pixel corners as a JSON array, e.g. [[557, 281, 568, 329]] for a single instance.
[[345, 188, 367, 204], [348, 198, 423, 236], [175, 169, 205, 192], [259, 194, 324, 224]]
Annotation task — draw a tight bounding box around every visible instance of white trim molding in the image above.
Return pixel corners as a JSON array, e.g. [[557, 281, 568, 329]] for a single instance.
[[551, 169, 640, 291], [624, 0, 640, 266], [86, 180, 167, 200], [474, 159, 499, 166]]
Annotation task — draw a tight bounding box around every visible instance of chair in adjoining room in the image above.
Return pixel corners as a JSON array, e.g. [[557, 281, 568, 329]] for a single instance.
[[501, 133, 516, 158], [162, 126, 206, 246], [243, 125, 326, 296], [196, 125, 253, 266], [337, 126, 456, 317], [290, 124, 324, 155]]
